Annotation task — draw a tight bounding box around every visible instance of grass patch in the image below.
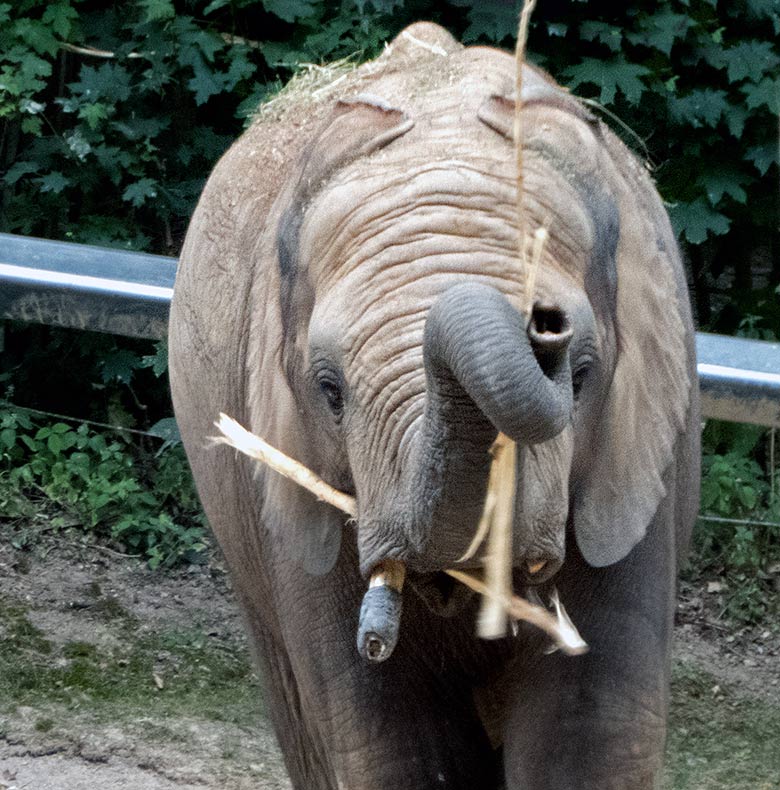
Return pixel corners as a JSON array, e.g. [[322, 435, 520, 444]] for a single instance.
[[666, 662, 780, 789], [0, 594, 262, 728]]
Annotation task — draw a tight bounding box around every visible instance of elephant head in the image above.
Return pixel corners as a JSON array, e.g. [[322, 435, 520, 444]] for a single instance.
[[263, 44, 693, 604]]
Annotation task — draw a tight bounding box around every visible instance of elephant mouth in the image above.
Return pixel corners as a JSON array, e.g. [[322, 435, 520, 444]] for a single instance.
[[405, 556, 563, 620], [408, 570, 475, 617]]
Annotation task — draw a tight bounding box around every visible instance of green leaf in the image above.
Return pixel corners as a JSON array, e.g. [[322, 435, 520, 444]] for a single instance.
[[627, 11, 694, 56], [741, 77, 780, 114], [35, 171, 71, 193], [563, 58, 651, 105], [186, 52, 226, 105], [148, 417, 180, 445], [460, 0, 520, 43], [141, 340, 168, 377], [99, 349, 144, 385], [3, 160, 39, 184], [42, 3, 79, 40], [139, 0, 175, 23], [262, 0, 318, 24], [723, 41, 780, 83], [746, 0, 780, 31], [122, 178, 158, 207], [668, 198, 731, 244], [746, 143, 779, 175], [737, 485, 757, 510], [19, 97, 45, 114], [579, 21, 622, 53], [547, 23, 568, 38], [203, 0, 230, 13], [724, 104, 749, 138], [12, 18, 59, 56], [698, 169, 750, 205], [69, 64, 132, 103], [78, 102, 111, 129], [20, 116, 42, 134], [667, 88, 729, 128]]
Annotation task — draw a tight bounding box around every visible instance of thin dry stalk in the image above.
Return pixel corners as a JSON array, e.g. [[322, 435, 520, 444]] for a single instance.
[[525, 226, 547, 316], [458, 436, 508, 562], [514, 0, 538, 293], [477, 436, 517, 639], [213, 413, 357, 517]]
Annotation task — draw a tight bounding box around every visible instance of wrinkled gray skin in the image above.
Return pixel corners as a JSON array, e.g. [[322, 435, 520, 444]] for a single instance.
[[169, 23, 700, 790]]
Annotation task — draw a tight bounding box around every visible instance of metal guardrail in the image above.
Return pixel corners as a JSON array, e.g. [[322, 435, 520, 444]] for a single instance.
[[0, 232, 175, 340], [2, 233, 780, 428]]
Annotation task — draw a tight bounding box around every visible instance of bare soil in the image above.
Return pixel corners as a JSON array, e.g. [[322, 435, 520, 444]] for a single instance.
[[1, 530, 778, 789]]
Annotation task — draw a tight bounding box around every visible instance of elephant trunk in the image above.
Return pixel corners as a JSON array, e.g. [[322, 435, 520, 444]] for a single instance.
[[423, 281, 573, 445], [358, 281, 573, 576]]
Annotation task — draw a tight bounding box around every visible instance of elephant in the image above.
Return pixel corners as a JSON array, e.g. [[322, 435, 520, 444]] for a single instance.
[[169, 21, 700, 790]]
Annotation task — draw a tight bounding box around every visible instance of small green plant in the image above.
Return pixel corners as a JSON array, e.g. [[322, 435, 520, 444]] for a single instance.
[[0, 407, 206, 568], [692, 420, 780, 623]]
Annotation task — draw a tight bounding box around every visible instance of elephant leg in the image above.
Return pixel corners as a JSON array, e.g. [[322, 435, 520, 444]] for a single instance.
[[503, 493, 678, 789]]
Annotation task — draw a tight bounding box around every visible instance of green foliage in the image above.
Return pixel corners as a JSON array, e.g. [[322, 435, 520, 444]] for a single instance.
[[0, 407, 206, 568], [1, 0, 776, 332], [693, 419, 780, 623]]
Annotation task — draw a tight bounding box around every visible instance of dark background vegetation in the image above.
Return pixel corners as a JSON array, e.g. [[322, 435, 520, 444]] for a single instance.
[[0, 0, 778, 617]]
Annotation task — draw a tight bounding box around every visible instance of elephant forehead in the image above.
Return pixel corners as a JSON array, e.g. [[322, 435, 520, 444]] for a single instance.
[[300, 159, 519, 285]]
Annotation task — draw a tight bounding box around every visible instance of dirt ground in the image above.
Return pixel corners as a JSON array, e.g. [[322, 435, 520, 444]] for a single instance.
[[1, 531, 778, 790]]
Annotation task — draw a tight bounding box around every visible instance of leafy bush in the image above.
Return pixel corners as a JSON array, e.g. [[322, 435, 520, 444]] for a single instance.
[[0, 407, 206, 568], [693, 419, 780, 623], [1, 0, 777, 315]]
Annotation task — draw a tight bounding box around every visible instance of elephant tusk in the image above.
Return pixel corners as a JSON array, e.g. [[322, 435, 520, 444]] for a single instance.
[[357, 559, 406, 663]]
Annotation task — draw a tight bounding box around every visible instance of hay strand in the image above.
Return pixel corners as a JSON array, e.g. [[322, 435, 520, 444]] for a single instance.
[[514, 0, 537, 296]]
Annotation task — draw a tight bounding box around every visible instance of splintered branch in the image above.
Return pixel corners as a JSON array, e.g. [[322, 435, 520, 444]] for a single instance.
[[212, 414, 587, 655], [445, 569, 587, 655]]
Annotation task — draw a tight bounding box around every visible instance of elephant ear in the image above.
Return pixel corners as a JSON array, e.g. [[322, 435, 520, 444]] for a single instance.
[[572, 159, 693, 568], [287, 94, 413, 209]]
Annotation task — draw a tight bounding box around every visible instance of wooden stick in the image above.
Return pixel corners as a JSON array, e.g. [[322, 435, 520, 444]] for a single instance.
[[477, 436, 516, 639], [213, 413, 357, 517]]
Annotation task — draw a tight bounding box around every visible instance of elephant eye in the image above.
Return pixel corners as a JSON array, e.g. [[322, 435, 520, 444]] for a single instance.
[[572, 360, 591, 400], [317, 373, 344, 418]]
